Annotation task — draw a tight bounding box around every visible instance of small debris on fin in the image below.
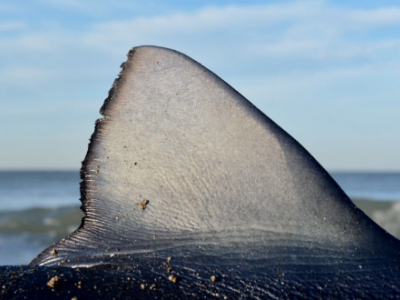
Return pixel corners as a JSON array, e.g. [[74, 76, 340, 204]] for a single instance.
[[137, 199, 149, 210], [47, 276, 61, 288], [168, 274, 178, 283]]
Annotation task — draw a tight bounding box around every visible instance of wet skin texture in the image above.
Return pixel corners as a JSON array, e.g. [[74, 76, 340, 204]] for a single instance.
[[1, 46, 400, 299]]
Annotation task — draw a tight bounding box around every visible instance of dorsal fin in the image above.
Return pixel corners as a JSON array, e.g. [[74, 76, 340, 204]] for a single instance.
[[30, 46, 400, 267]]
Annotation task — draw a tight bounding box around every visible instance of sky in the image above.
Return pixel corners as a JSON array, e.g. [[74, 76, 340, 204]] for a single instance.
[[0, 0, 399, 171]]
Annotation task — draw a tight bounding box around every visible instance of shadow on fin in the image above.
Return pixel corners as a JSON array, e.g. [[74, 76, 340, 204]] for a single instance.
[[30, 46, 400, 273]]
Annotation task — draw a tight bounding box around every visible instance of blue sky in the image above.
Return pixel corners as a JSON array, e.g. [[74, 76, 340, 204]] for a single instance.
[[0, 0, 399, 171]]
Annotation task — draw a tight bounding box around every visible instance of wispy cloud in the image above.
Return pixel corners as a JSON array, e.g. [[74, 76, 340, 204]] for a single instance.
[[37, 0, 148, 15], [0, 21, 26, 32], [0, 66, 53, 87], [2, 1, 400, 58], [77, 1, 400, 62], [350, 7, 400, 26], [39, 0, 100, 10], [0, 4, 22, 12], [82, 1, 326, 46], [2, 1, 400, 99]]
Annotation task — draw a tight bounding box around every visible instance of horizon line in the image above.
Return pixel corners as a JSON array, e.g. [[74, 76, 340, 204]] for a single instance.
[[0, 169, 399, 173]]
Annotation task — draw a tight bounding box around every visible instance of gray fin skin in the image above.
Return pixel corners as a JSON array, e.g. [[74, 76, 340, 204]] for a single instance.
[[30, 46, 400, 276]]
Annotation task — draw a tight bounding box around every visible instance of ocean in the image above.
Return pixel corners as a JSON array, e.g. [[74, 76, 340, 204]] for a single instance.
[[0, 171, 399, 265]]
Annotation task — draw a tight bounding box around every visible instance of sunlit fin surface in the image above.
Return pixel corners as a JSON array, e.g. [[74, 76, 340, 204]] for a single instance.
[[31, 46, 400, 271]]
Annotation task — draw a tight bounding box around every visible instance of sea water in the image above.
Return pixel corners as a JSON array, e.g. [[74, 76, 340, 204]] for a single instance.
[[0, 171, 399, 265], [0, 171, 83, 265]]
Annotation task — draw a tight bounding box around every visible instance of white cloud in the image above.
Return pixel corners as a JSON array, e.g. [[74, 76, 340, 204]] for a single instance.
[[73, 1, 400, 63], [2, 1, 400, 61], [0, 67, 53, 87], [39, 0, 98, 10], [252, 37, 400, 61], [350, 7, 400, 26], [0, 4, 22, 12], [0, 33, 56, 54], [0, 21, 25, 32], [83, 1, 324, 42], [37, 0, 147, 15]]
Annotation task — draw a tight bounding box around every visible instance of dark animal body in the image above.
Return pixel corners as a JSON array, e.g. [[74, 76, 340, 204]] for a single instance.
[[1, 46, 399, 299]]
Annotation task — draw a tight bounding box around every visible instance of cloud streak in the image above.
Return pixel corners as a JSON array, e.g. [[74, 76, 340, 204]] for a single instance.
[[0, 21, 25, 32], [2, 1, 400, 63]]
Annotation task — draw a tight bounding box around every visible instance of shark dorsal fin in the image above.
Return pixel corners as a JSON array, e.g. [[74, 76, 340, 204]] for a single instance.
[[31, 46, 399, 267]]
